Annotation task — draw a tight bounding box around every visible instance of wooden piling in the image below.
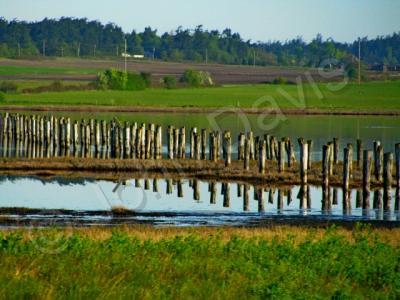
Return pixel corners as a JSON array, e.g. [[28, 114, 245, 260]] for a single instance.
[[238, 133, 245, 160], [244, 137, 250, 171], [167, 126, 174, 159], [278, 140, 285, 172], [224, 132, 232, 167], [383, 152, 393, 210], [258, 140, 266, 174], [343, 147, 351, 212], [363, 150, 373, 209], [201, 129, 207, 160], [307, 140, 313, 170], [298, 138, 308, 184], [333, 138, 339, 164], [357, 139, 363, 168], [374, 143, 383, 182]]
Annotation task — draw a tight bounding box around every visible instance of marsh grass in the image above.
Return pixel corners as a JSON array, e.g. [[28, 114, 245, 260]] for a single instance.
[[0, 225, 399, 299]]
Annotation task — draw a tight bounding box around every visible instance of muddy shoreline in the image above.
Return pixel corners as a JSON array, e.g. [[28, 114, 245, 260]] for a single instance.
[[1, 105, 400, 116], [0, 157, 395, 189]]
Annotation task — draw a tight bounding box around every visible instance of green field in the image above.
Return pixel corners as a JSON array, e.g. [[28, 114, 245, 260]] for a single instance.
[[2, 81, 400, 111], [0, 65, 99, 76], [0, 226, 398, 299]]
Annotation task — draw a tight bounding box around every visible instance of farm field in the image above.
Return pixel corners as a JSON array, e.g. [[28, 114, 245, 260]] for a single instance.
[[0, 225, 399, 299], [0, 57, 318, 84], [1, 80, 400, 112]]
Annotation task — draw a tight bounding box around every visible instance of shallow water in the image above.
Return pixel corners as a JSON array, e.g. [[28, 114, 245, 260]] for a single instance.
[[0, 175, 399, 227]]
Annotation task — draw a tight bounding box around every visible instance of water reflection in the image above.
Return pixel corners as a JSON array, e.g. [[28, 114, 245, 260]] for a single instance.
[[0, 175, 399, 224]]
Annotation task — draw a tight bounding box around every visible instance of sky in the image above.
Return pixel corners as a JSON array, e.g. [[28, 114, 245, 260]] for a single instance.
[[0, 0, 399, 42]]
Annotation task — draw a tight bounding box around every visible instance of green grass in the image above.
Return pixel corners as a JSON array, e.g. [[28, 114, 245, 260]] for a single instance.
[[2, 80, 400, 111], [0, 226, 398, 299], [0, 65, 100, 76]]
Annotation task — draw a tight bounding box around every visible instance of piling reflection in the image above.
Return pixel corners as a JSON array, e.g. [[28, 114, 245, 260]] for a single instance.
[[0, 175, 399, 222]]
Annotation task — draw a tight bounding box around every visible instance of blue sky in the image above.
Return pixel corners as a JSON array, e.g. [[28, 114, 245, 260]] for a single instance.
[[0, 0, 399, 42]]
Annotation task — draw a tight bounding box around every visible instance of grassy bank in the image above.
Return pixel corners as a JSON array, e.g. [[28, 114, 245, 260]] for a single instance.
[[2, 81, 400, 111], [0, 225, 399, 299]]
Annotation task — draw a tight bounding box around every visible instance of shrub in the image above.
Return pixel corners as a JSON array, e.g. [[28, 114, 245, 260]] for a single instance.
[[140, 72, 152, 88], [180, 69, 214, 87], [0, 92, 5, 102], [95, 69, 150, 91], [163, 76, 177, 89], [126, 73, 147, 91], [0, 81, 18, 93]]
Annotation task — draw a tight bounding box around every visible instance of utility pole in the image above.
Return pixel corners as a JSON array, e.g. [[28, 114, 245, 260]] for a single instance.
[[253, 49, 256, 68], [77, 43, 80, 57], [42, 40, 46, 57], [17, 42, 21, 57], [358, 38, 361, 85], [152, 47, 155, 60], [116, 45, 119, 57], [205, 48, 208, 64], [61, 47, 64, 57], [124, 38, 127, 73], [93, 44, 96, 56]]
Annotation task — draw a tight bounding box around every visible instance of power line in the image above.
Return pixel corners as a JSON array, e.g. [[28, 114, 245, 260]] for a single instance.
[[358, 38, 361, 85], [124, 38, 127, 72]]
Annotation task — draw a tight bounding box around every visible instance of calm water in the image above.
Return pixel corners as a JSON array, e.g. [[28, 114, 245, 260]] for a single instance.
[[3, 112, 399, 160], [0, 175, 399, 226]]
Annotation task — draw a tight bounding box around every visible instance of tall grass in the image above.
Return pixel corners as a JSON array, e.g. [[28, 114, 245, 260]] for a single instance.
[[0, 225, 399, 299]]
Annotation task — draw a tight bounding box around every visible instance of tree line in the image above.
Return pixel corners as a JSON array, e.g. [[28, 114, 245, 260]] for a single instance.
[[0, 17, 399, 67]]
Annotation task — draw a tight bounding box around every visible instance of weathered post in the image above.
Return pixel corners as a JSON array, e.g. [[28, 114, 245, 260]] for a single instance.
[[244, 137, 250, 171], [201, 129, 207, 160], [278, 140, 285, 172], [363, 150, 373, 209], [343, 147, 351, 212], [322, 145, 330, 205], [327, 142, 334, 176], [285, 138, 293, 168], [307, 140, 313, 170], [173, 128, 179, 159], [190, 127, 196, 159], [347, 143, 353, 178], [270, 136, 276, 160], [374, 143, 383, 182], [383, 152, 393, 211], [225, 132, 232, 167], [357, 139, 363, 168], [238, 133, 245, 160], [248, 132, 254, 160], [167, 126, 174, 159], [155, 125, 162, 159], [195, 131, 201, 160], [258, 140, 266, 174], [333, 138, 339, 164], [179, 127, 186, 159], [298, 138, 308, 184]]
